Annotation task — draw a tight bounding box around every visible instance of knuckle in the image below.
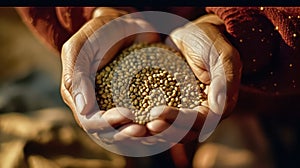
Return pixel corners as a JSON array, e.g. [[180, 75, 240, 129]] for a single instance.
[[61, 40, 73, 58], [62, 73, 73, 91], [170, 27, 186, 41], [60, 85, 71, 105]]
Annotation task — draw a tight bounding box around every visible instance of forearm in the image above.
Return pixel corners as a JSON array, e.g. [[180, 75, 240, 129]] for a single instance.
[[15, 7, 137, 54]]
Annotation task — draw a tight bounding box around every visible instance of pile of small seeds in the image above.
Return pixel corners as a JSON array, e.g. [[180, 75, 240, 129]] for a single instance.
[[95, 43, 208, 125]]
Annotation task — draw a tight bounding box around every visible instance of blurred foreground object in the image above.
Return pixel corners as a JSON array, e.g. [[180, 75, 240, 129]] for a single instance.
[[0, 108, 125, 168]]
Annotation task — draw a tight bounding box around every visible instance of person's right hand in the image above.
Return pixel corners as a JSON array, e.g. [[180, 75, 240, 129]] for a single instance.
[[60, 7, 160, 143], [146, 14, 242, 143], [170, 14, 242, 118]]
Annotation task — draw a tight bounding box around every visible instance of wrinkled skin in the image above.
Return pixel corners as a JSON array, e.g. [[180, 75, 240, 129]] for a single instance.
[[146, 14, 242, 143], [60, 7, 242, 145], [60, 7, 159, 141]]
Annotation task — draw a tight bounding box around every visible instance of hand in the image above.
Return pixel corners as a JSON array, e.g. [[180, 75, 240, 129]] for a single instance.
[[146, 14, 242, 143], [60, 7, 160, 141]]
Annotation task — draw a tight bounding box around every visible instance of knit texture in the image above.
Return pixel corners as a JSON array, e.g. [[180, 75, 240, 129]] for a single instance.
[[206, 7, 300, 94]]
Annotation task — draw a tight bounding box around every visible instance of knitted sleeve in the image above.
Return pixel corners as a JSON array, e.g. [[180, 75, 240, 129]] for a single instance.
[[206, 7, 300, 94], [15, 7, 96, 53], [206, 7, 300, 48]]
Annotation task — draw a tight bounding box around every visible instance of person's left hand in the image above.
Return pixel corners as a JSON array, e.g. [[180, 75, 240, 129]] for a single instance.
[[60, 7, 160, 143]]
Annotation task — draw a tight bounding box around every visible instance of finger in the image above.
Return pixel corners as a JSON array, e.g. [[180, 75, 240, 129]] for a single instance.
[[191, 19, 241, 117], [102, 107, 134, 127], [149, 105, 179, 123], [60, 82, 80, 124], [147, 116, 204, 143], [61, 17, 109, 116], [149, 105, 207, 130], [60, 73, 100, 128], [71, 72, 97, 115], [212, 35, 242, 117], [81, 107, 134, 133], [146, 119, 170, 134], [113, 125, 160, 147], [148, 124, 198, 143], [208, 57, 227, 115], [114, 123, 147, 141]]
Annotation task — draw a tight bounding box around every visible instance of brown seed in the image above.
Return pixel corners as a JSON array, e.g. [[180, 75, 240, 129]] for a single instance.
[[95, 43, 208, 124]]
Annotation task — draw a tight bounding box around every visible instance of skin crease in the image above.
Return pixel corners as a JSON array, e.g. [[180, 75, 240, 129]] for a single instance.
[[16, 6, 300, 168], [60, 7, 241, 146], [144, 14, 241, 142], [61, 8, 160, 139]]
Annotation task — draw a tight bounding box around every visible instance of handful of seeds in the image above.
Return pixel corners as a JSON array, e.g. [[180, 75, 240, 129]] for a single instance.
[[95, 43, 208, 125]]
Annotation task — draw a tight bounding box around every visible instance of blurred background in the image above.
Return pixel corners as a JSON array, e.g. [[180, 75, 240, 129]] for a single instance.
[[0, 7, 126, 168], [0, 7, 289, 168]]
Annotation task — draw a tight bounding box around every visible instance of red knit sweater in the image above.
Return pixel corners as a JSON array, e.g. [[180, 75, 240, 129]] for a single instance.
[[206, 7, 300, 95], [16, 7, 300, 95]]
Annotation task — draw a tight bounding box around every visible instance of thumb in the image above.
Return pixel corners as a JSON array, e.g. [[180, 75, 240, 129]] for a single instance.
[[169, 22, 226, 115], [210, 30, 242, 118]]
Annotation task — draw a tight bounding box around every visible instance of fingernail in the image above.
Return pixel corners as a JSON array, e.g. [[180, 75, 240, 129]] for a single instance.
[[75, 93, 86, 114], [113, 133, 128, 141], [216, 90, 226, 115], [150, 105, 165, 118]]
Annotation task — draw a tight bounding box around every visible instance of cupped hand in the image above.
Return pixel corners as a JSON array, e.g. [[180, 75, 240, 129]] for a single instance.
[[60, 7, 160, 141], [146, 14, 242, 143]]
